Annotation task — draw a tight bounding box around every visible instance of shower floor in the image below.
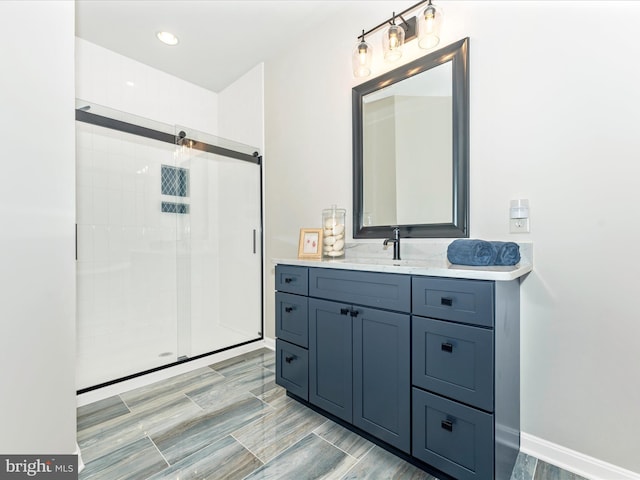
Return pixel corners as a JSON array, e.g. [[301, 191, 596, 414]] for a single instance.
[[77, 322, 257, 391]]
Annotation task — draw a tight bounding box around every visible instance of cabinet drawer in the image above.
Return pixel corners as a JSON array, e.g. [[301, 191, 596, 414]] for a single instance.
[[276, 339, 308, 401], [276, 292, 309, 348], [412, 388, 493, 480], [412, 316, 494, 411], [275, 265, 308, 295], [412, 277, 494, 327], [309, 268, 410, 312]]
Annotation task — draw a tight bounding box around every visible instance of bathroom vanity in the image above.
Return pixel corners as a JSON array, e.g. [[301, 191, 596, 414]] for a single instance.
[[274, 256, 531, 480]]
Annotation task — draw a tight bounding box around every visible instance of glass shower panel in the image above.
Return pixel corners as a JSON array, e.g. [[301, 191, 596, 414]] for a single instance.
[[76, 120, 181, 390], [175, 127, 262, 358], [76, 102, 263, 391]]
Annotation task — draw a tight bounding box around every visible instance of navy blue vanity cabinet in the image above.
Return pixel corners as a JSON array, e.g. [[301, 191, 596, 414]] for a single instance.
[[275, 265, 309, 401], [308, 267, 411, 453], [412, 277, 520, 480], [275, 264, 521, 479]]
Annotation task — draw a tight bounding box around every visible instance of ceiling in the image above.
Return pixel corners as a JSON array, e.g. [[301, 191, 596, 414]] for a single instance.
[[75, 0, 354, 93]]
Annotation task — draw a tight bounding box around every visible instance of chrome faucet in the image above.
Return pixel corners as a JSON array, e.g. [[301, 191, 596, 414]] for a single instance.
[[383, 227, 401, 260]]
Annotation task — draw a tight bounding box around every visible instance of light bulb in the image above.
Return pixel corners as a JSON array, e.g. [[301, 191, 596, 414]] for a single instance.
[[383, 23, 404, 62], [353, 34, 372, 77], [418, 1, 443, 50]]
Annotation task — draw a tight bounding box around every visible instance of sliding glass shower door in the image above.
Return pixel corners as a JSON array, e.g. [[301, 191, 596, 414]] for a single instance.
[[174, 126, 262, 360], [75, 103, 262, 391]]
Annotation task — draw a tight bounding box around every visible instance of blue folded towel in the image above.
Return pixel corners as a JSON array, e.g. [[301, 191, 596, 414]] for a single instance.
[[446, 239, 496, 266], [447, 239, 521, 266], [490, 241, 520, 266]]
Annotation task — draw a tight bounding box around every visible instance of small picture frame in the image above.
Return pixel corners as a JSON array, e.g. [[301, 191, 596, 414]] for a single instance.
[[298, 228, 323, 260]]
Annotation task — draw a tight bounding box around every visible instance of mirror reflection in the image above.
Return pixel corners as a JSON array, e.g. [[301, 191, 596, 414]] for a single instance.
[[362, 61, 452, 226], [352, 37, 469, 239]]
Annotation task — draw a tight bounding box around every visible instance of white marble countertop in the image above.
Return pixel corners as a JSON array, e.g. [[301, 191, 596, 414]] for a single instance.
[[273, 241, 533, 281]]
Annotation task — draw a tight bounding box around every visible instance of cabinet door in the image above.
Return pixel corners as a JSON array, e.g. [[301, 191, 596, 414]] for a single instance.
[[353, 306, 410, 453], [309, 298, 353, 423]]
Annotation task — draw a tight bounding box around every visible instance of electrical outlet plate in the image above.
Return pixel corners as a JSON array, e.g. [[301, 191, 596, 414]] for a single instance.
[[510, 218, 530, 233]]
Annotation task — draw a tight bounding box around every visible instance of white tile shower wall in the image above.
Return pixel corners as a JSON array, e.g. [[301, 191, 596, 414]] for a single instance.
[[76, 123, 181, 389], [75, 37, 218, 136]]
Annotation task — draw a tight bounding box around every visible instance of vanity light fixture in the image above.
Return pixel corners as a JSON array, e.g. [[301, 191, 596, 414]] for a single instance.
[[353, 30, 373, 78], [418, 0, 443, 50], [157, 31, 179, 46], [383, 13, 405, 62], [352, 0, 443, 78]]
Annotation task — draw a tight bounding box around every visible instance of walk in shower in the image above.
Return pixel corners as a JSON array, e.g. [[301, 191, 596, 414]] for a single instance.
[[75, 102, 263, 391]]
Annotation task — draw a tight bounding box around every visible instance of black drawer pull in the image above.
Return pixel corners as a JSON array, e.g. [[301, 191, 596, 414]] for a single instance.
[[340, 308, 350, 315], [285, 355, 295, 363], [441, 420, 453, 432], [284, 277, 293, 284], [284, 306, 293, 313], [441, 297, 453, 307], [441, 342, 453, 353], [350, 309, 359, 318]]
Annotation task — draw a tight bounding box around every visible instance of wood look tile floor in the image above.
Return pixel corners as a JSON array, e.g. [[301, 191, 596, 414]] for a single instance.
[[77, 348, 589, 480]]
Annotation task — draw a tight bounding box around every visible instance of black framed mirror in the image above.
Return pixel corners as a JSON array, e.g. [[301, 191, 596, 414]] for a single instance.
[[352, 37, 469, 238]]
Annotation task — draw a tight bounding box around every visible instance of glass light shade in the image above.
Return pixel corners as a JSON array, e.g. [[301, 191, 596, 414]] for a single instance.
[[352, 39, 373, 77], [383, 24, 405, 62], [418, 2, 443, 50]]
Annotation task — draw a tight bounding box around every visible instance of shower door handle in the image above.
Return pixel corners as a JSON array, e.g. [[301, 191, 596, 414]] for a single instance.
[[253, 229, 257, 254]]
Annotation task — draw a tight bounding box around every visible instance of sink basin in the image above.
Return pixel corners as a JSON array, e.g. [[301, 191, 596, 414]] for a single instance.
[[344, 257, 433, 268]]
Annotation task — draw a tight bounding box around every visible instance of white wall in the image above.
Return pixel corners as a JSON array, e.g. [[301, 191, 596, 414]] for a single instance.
[[0, 1, 76, 453], [76, 38, 218, 135], [218, 63, 265, 151], [264, 0, 640, 474]]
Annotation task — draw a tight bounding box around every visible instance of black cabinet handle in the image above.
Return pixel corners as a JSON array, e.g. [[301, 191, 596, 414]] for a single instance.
[[340, 308, 350, 315], [285, 355, 295, 363], [284, 277, 293, 284], [441, 420, 453, 432], [441, 297, 453, 307], [350, 310, 359, 318], [441, 342, 453, 353], [285, 306, 293, 313]]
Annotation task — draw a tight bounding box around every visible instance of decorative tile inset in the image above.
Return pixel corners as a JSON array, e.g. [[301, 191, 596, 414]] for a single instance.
[[161, 164, 189, 197], [161, 201, 189, 214]]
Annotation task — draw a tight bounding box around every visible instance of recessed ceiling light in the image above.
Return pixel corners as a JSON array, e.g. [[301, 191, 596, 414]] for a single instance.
[[156, 31, 178, 46]]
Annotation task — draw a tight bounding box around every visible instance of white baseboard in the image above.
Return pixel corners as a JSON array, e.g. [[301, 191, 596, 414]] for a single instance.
[[521, 432, 640, 480], [264, 336, 275, 350]]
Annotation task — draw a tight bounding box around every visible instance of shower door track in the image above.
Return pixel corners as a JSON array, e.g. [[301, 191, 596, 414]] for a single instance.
[[75, 107, 265, 395], [76, 109, 261, 164]]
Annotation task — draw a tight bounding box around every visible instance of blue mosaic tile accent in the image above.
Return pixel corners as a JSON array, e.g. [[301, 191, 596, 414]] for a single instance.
[[161, 202, 190, 214], [161, 165, 189, 197]]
